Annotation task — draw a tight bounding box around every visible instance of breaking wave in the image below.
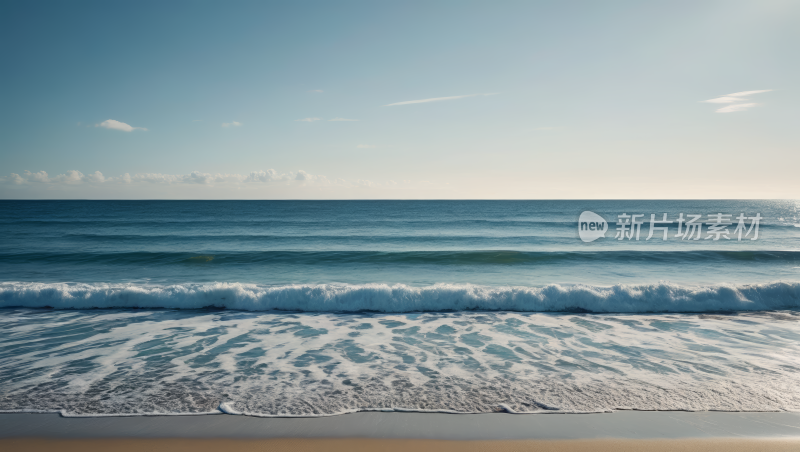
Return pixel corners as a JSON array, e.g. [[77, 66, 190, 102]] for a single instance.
[[2, 281, 800, 313]]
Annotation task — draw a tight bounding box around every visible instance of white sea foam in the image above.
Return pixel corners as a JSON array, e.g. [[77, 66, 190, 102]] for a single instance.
[[2, 281, 800, 313], [2, 309, 800, 416]]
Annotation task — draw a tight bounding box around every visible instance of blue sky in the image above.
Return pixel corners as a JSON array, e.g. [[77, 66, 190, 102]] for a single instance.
[[1, 0, 798, 199]]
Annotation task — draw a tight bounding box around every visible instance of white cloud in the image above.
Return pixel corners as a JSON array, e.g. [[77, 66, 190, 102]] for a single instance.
[[715, 103, 758, 113], [96, 119, 147, 132], [85, 171, 105, 183], [221, 121, 242, 127], [357, 144, 376, 149], [0, 170, 434, 198], [8, 173, 25, 184], [702, 90, 771, 113], [0, 169, 441, 199], [8, 170, 109, 184], [244, 169, 280, 183], [129, 172, 244, 185], [23, 170, 50, 183], [384, 93, 498, 107], [329, 118, 358, 122], [703, 90, 772, 103], [54, 170, 87, 184], [1, 169, 335, 187], [296, 117, 322, 122], [702, 96, 743, 104]]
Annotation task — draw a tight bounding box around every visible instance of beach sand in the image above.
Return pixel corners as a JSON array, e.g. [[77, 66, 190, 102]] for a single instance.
[[3, 411, 800, 451], [4, 437, 800, 452]]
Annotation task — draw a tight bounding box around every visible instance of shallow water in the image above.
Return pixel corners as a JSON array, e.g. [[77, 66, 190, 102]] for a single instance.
[[2, 309, 800, 415]]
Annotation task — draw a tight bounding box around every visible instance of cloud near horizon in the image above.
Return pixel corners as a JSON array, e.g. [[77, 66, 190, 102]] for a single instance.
[[0, 169, 408, 190], [96, 119, 147, 132], [6, 170, 106, 184], [221, 121, 242, 127], [3, 169, 325, 186], [296, 117, 322, 122], [329, 118, 358, 122], [384, 93, 498, 107], [0, 170, 434, 199], [702, 90, 772, 113]]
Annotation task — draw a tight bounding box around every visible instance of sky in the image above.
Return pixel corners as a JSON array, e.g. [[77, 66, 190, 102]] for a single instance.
[[0, 0, 798, 199]]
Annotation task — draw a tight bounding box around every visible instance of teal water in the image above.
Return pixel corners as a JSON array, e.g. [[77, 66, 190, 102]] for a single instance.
[[2, 200, 800, 289]]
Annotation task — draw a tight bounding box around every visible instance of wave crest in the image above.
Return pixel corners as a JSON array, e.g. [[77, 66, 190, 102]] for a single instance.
[[2, 281, 800, 313]]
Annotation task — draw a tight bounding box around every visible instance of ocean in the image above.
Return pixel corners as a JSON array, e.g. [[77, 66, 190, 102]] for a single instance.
[[1, 200, 800, 416]]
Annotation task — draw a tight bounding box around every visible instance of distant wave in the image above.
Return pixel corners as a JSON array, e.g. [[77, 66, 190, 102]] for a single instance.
[[2, 281, 799, 313], [6, 218, 798, 229], [1, 250, 799, 266]]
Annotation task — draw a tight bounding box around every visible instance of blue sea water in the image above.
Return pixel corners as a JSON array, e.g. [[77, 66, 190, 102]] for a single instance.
[[1, 200, 800, 415]]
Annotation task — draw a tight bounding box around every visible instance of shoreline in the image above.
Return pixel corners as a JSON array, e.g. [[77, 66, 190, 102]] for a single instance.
[[2, 411, 800, 440], [3, 406, 799, 418], [4, 438, 800, 452]]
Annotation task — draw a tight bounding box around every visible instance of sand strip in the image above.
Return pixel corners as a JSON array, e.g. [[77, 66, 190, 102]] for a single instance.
[[3, 411, 800, 440], [4, 437, 800, 452]]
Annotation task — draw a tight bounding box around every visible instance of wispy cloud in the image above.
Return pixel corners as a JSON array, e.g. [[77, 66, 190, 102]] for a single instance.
[[702, 90, 771, 113], [384, 93, 498, 107], [308, 89, 323, 93], [296, 117, 322, 122], [703, 90, 772, 103], [329, 118, 358, 122], [95, 119, 147, 132], [715, 103, 758, 113], [356, 144, 376, 149], [221, 121, 242, 127]]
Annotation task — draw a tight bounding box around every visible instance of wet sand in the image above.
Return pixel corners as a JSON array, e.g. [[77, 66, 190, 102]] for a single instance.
[[3, 437, 800, 452], [2, 411, 799, 451]]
